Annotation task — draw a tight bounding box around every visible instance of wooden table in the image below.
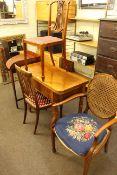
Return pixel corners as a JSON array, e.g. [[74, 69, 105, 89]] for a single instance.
[[22, 62, 88, 106]]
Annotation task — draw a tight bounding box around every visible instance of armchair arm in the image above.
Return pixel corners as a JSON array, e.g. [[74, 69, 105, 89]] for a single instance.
[[52, 93, 86, 107], [95, 116, 117, 138]]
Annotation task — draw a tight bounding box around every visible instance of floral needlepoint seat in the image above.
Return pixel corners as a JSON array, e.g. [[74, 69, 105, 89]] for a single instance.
[[55, 113, 107, 156]]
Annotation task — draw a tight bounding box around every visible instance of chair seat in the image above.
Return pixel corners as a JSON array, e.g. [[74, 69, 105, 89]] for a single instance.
[[24, 36, 63, 46], [25, 91, 52, 109], [55, 113, 107, 156]]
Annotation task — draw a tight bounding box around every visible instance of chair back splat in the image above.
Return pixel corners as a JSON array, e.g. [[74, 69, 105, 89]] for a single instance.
[[48, 0, 70, 40], [15, 65, 35, 104]]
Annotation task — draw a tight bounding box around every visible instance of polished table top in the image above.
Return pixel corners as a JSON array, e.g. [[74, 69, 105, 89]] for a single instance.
[[22, 62, 88, 95]]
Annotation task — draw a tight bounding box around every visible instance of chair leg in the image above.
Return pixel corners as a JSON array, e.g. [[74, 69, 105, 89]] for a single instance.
[[83, 157, 92, 175], [34, 108, 40, 135], [10, 71, 19, 109], [51, 130, 56, 153], [104, 130, 111, 153], [48, 47, 55, 66], [62, 42, 67, 70], [23, 101, 27, 124]]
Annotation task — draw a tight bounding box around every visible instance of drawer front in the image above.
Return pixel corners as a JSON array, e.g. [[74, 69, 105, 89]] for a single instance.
[[100, 21, 117, 39], [95, 55, 117, 78], [97, 38, 117, 60]]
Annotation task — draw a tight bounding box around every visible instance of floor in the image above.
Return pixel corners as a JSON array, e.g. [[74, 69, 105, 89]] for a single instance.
[[0, 81, 117, 175]]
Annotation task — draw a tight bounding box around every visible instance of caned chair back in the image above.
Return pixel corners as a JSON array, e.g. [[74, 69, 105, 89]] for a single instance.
[[15, 65, 35, 104], [48, 0, 70, 40], [87, 73, 117, 119]]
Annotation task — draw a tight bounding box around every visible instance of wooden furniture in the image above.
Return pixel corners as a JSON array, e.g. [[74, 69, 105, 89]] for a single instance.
[[24, 0, 70, 80], [51, 73, 117, 175], [0, 47, 9, 82], [95, 19, 117, 78], [6, 51, 40, 108], [15, 65, 52, 134], [21, 62, 88, 109]]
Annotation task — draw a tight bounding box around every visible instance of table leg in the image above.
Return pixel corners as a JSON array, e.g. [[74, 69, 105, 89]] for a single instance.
[[23, 42, 28, 71], [78, 85, 86, 113], [51, 106, 59, 152]]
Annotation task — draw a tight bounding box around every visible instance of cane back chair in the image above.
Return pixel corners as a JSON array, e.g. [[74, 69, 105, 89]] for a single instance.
[[15, 65, 52, 134], [51, 73, 117, 175]]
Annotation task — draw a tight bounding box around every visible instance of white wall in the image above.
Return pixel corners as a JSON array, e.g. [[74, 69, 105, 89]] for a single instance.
[[0, 0, 37, 39]]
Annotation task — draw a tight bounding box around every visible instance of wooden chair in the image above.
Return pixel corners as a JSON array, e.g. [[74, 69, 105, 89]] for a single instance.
[[51, 73, 117, 175], [15, 65, 52, 134], [6, 51, 40, 108], [24, 0, 70, 80], [48, 0, 70, 68]]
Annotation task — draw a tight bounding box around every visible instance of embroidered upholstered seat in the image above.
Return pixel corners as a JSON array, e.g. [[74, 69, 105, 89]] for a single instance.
[[51, 73, 117, 175], [15, 65, 52, 134], [55, 113, 106, 156]]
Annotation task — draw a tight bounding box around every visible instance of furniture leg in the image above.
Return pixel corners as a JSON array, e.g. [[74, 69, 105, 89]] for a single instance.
[[62, 41, 67, 70], [51, 106, 59, 153], [34, 108, 40, 134], [10, 70, 19, 109], [23, 42, 28, 71], [40, 46, 45, 81], [83, 157, 92, 175], [48, 46, 55, 66], [23, 101, 27, 124]]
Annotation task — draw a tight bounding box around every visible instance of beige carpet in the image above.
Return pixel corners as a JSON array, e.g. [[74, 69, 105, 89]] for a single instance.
[[0, 81, 117, 175]]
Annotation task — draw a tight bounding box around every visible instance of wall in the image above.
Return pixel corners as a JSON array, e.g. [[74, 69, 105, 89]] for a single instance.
[[0, 0, 37, 39]]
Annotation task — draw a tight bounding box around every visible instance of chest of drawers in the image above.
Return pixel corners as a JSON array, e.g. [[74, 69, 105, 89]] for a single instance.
[[95, 19, 117, 78]]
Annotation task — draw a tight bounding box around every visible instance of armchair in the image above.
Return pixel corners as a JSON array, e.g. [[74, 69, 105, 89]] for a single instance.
[[51, 73, 117, 175]]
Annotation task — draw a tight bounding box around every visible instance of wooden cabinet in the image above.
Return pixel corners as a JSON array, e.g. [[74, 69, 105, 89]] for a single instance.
[[95, 19, 117, 78]]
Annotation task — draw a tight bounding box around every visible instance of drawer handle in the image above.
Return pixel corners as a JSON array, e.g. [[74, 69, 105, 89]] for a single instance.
[[110, 47, 117, 53]]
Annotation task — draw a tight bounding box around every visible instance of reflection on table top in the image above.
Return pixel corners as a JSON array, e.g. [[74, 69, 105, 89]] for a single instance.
[[22, 62, 88, 94]]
